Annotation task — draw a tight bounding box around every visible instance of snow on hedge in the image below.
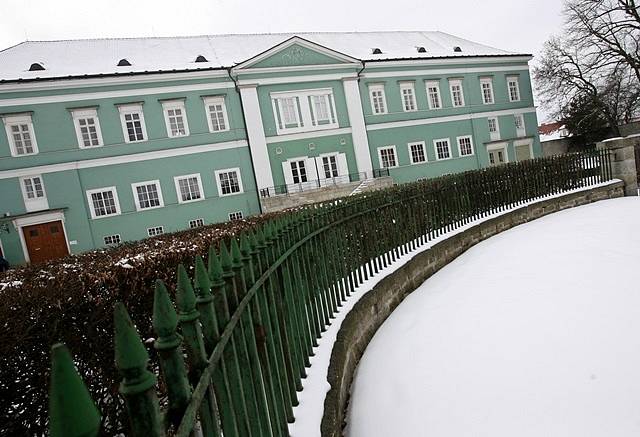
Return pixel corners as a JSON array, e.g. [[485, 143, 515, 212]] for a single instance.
[[347, 197, 640, 437]]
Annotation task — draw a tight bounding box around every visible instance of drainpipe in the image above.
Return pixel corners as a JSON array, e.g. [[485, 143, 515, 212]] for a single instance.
[[227, 67, 264, 214]]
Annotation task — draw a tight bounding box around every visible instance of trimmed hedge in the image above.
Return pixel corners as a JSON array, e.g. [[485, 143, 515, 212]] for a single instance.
[[0, 213, 279, 436]]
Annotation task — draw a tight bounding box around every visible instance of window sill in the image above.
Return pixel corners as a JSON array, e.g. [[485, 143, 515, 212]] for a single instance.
[[91, 213, 121, 220], [274, 123, 339, 136], [177, 197, 205, 205], [135, 205, 164, 212], [219, 191, 244, 198]]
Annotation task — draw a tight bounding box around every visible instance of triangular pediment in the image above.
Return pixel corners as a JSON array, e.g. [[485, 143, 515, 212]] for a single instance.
[[233, 36, 361, 71]]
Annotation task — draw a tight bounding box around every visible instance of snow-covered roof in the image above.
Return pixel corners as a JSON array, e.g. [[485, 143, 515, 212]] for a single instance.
[[0, 31, 525, 82]]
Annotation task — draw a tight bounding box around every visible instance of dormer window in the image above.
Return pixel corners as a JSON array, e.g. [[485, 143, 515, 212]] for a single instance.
[[28, 63, 45, 71], [372, 48, 382, 55], [195, 55, 208, 63], [117, 59, 131, 67], [417, 47, 427, 53], [453, 46, 462, 52]]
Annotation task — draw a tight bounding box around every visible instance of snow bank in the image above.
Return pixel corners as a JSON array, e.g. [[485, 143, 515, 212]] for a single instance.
[[347, 197, 640, 437]]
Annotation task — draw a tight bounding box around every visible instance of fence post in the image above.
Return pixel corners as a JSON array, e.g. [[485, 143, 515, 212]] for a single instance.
[[152, 279, 191, 429], [113, 302, 163, 437], [175, 264, 221, 437], [49, 343, 101, 437]]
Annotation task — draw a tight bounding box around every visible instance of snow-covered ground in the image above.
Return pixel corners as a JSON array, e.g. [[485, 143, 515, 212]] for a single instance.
[[346, 197, 640, 437]]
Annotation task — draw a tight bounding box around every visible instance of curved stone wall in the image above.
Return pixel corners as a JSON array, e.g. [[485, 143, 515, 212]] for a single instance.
[[320, 181, 625, 437]]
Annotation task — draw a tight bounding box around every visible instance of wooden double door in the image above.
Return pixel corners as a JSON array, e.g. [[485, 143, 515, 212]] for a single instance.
[[22, 220, 69, 264]]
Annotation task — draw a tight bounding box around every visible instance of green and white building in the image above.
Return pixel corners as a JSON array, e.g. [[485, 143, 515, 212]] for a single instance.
[[0, 32, 540, 265]]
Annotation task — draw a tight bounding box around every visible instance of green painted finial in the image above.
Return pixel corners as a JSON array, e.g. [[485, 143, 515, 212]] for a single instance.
[[50, 343, 101, 437], [255, 227, 266, 247], [219, 240, 233, 272], [240, 232, 252, 257], [208, 246, 224, 285], [176, 264, 198, 318], [152, 280, 180, 349], [230, 238, 243, 268], [248, 230, 259, 252], [194, 255, 212, 298], [114, 303, 150, 372]]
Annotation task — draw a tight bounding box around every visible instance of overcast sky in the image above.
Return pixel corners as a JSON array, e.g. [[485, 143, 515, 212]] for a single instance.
[[0, 0, 565, 120]]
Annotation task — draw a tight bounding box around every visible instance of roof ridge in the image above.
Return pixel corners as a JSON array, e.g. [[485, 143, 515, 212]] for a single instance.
[[16, 30, 445, 45]]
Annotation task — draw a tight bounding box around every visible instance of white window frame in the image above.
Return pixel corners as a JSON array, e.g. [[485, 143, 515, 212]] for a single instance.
[[399, 82, 417, 112], [147, 226, 164, 237], [189, 218, 205, 228], [117, 104, 148, 143], [449, 79, 465, 107], [408, 141, 427, 164], [215, 167, 244, 197], [514, 113, 526, 137], [162, 100, 190, 138], [368, 84, 388, 115], [433, 138, 452, 161], [86, 186, 121, 219], [271, 88, 338, 135], [488, 117, 500, 141], [131, 180, 164, 212], [71, 108, 104, 149], [203, 96, 230, 133], [229, 211, 244, 221], [173, 173, 205, 204], [377, 145, 398, 169], [103, 234, 121, 245], [425, 81, 442, 110], [487, 142, 509, 165], [507, 76, 521, 102], [19, 174, 49, 212], [480, 78, 495, 105], [309, 91, 337, 127], [456, 135, 475, 157], [2, 114, 39, 157]]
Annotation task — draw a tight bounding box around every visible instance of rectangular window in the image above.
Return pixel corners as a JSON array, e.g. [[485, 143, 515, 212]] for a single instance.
[[87, 187, 121, 219], [449, 80, 465, 107], [321, 155, 339, 178], [162, 100, 189, 137], [434, 138, 452, 160], [117, 104, 147, 143], [399, 82, 417, 112], [3, 114, 38, 156], [203, 96, 230, 133], [507, 76, 521, 102], [103, 234, 121, 245], [174, 174, 204, 204], [488, 144, 508, 166], [273, 96, 302, 131], [369, 84, 387, 114], [408, 142, 427, 164], [147, 226, 164, 237], [229, 211, 244, 221], [378, 146, 398, 169], [189, 218, 205, 228], [20, 174, 49, 212], [71, 109, 103, 148], [426, 81, 442, 109], [480, 78, 495, 104], [215, 168, 243, 196], [514, 113, 526, 136], [132, 180, 164, 211], [290, 159, 308, 184], [488, 117, 500, 141], [457, 136, 474, 157], [309, 93, 337, 126]]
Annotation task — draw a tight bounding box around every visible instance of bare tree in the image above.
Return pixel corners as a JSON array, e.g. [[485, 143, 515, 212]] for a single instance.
[[534, 1, 640, 141], [565, 0, 640, 82]]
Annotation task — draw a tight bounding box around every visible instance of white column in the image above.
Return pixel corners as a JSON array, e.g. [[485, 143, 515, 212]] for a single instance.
[[238, 84, 275, 191], [342, 77, 373, 177]]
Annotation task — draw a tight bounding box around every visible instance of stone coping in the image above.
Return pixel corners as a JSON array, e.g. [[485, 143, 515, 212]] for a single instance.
[[320, 180, 625, 437]]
